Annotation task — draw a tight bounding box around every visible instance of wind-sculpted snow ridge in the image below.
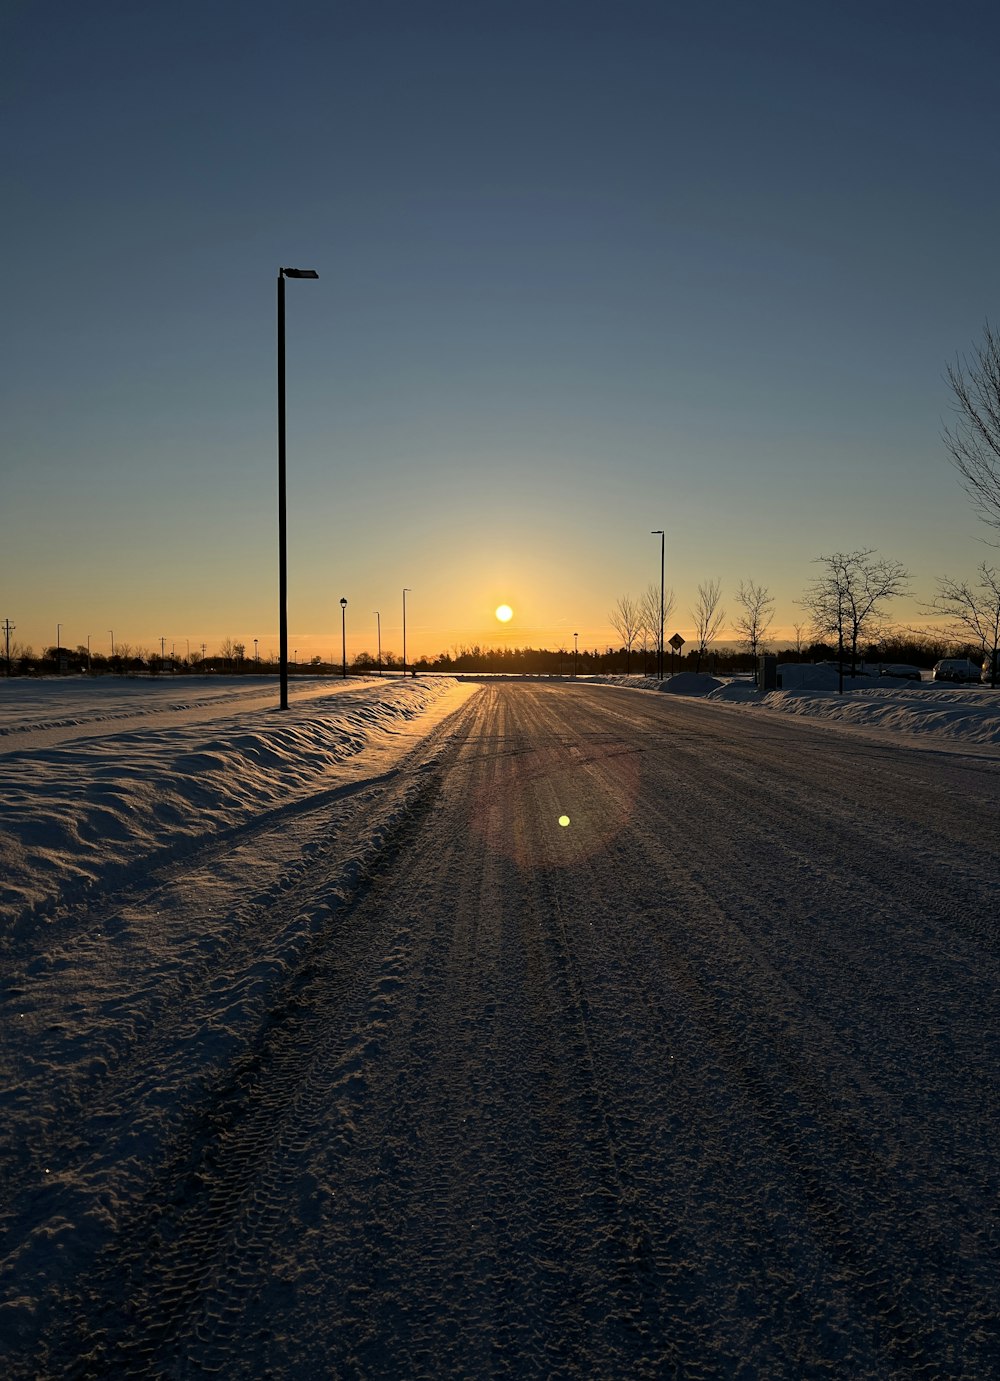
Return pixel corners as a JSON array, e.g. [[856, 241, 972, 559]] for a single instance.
[[0, 677, 470, 920]]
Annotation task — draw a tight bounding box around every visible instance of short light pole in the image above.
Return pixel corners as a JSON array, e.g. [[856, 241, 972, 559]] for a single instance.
[[277, 265, 319, 711], [86, 634, 91, 674], [109, 630, 114, 658], [340, 597, 348, 678], [374, 610, 382, 676], [652, 529, 664, 680], [57, 623, 61, 657], [574, 631, 579, 678], [254, 637, 259, 666], [402, 588, 411, 675]]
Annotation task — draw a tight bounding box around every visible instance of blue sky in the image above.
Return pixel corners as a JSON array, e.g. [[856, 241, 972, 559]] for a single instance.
[[4, 0, 999, 660]]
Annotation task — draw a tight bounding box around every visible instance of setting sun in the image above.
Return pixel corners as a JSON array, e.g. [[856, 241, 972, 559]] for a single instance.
[[495, 604, 513, 623]]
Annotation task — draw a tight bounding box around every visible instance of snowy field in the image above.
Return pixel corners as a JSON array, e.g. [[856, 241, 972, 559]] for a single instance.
[[1, 673, 998, 1377]]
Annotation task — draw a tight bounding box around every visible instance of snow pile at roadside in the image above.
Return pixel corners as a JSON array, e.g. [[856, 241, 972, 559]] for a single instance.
[[594, 673, 722, 695], [710, 681, 1000, 745], [657, 671, 722, 695], [0, 678, 468, 920], [593, 669, 1000, 746]]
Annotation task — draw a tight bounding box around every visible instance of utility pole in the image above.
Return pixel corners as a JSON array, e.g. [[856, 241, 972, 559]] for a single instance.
[[3, 619, 14, 675], [652, 529, 665, 680]]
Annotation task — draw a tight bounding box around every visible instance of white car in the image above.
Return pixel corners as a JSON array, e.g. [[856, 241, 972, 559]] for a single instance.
[[932, 658, 982, 683]]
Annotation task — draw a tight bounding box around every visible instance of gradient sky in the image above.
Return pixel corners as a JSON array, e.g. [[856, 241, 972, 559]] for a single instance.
[[4, 0, 1000, 662]]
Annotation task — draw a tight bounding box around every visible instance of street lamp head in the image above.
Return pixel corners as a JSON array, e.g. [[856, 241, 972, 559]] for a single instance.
[[340, 597, 347, 608], [281, 267, 319, 279], [651, 529, 663, 536]]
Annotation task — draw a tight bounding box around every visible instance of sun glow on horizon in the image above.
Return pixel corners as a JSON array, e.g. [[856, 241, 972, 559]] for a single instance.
[[495, 604, 513, 623]]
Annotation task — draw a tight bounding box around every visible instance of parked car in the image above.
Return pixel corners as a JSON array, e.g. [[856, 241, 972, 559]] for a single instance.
[[877, 664, 922, 681], [932, 658, 982, 683]]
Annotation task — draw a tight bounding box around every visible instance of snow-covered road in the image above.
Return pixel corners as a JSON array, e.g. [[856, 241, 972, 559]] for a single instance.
[[2, 681, 998, 1377]]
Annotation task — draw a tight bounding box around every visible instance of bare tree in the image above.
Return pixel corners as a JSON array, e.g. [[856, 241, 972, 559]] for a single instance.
[[608, 595, 643, 674], [944, 322, 1000, 535], [691, 578, 726, 671], [800, 550, 909, 684], [792, 622, 807, 656], [639, 582, 676, 669], [733, 578, 775, 661], [931, 563, 1000, 686]]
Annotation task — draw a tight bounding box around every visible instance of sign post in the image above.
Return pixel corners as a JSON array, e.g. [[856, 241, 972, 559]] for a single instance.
[[668, 632, 685, 674]]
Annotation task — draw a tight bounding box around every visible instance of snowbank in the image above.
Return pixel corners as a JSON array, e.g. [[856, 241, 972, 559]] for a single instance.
[[657, 671, 722, 696], [0, 677, 473, 920], [594, 673, 722, 695], [744, 684, 1000, 745], [591, 670, 1000, 746]]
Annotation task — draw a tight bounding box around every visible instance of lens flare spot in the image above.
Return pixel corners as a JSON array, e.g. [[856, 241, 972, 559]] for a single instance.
[[495, 604, 513, 623], [558, 815, 571, 827]]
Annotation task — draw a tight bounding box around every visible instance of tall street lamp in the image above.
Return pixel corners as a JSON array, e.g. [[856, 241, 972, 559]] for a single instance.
[[573, 631, 579, 678], [277, 265, 319, 711], [651, 529, 664, 680], [340, 597, 348, 678], [402, 588, 411, 675], [374, 610, 381, 676]]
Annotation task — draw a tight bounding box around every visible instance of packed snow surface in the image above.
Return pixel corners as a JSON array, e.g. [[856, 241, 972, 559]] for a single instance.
[[1, 674, 998, 1378]]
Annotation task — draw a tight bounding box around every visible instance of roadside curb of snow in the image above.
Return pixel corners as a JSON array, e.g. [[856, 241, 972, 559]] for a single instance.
[[0, 746, 450, 1351]]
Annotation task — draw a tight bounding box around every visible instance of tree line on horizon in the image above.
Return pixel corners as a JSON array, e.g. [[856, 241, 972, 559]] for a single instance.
[[0, 620, 990, 681], [5, 323, 1000, 684], [5, 551, 998, 684]]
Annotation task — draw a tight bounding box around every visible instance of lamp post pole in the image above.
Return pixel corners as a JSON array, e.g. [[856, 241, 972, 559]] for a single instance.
[[652, 529, 664, 680], [402, 588, 411, 675], [277, 266, 319, 711], [573, 631, 579, 678], [375, 610, 381, 676], [340, 597, 348, 678]]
